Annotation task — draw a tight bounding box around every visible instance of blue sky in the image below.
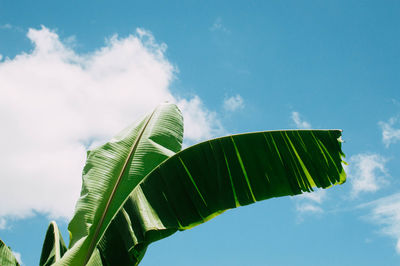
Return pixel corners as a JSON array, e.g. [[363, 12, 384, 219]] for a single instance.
[[1, 1, 400, 265]]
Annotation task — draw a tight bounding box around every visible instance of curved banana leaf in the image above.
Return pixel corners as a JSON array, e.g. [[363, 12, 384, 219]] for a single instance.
[[98, 129, 346, 264], [0, 239, 19, 266], [40, 221, 67, 266], [58, 103, 183, 265]]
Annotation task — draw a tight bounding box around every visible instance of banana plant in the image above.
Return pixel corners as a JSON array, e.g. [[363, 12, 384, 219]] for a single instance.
[[0, 239, 20, 266], [0, 103, 346, 265]]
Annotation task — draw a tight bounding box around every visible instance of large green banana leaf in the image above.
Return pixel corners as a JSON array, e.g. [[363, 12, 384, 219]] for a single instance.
[[97, 129, 346, 265], [0, 239, 19, 266], [40, 221, 67, 266], [57, 103, 184, 265]]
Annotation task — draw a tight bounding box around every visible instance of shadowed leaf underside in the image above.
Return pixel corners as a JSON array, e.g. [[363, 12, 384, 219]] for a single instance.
[[40, 221, 67, 266]]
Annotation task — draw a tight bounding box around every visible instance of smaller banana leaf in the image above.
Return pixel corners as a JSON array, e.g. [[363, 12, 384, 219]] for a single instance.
[[40, 221, 67, 266], [0, 239, 20, 266]]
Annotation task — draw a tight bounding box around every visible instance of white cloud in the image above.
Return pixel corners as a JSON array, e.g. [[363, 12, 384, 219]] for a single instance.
[[379, 117, 400, 148], [291, 111, 311, 129], [297, 189, 327, 204], [295, 189, 326, 215], [296, 203, 323, 214], [223, 94, 244, 112], [362, 193, 400, 254], [0, 218, 6, 230], [12, 251, 23, 265], [348, 153, 388, 198], [0, 26, 223, 222], [210, 17, 230, 33], [178, 96, 225, 145], [0, 54, 3, 61]]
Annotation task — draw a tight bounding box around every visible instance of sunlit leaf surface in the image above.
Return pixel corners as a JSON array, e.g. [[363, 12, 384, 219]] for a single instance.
[[0, 239, 19, 266], [58, 103, 183, 265]]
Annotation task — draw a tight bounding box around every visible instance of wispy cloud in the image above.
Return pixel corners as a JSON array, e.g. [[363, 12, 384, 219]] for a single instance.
[[348, 153, 388, 198], [0, 26, 223, 223], [210, 17, 230, 33], [362, 193, 400, 254], [296, 203, 323, 214], [379, 116, 400, 148], [0, 217, 6, 230], [297, 189, 327, 204], [0, 23, 23, 32], [291, 111, 311, 129], [0, 23, 12, 29], [295, 189, 326, 218], [12, 251, 23, 265], [223, 94, 244, 112]]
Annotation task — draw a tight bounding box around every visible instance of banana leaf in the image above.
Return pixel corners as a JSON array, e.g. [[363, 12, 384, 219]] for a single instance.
[[98, 129, 346, 265], [0, 239, 19, 266], [57, 103, 184, 265], [40, 221, 67, 266]]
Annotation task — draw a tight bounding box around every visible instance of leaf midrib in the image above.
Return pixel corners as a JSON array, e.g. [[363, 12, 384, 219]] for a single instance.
[[53, 222, 61, 262], [83, 110, 156, 265]]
